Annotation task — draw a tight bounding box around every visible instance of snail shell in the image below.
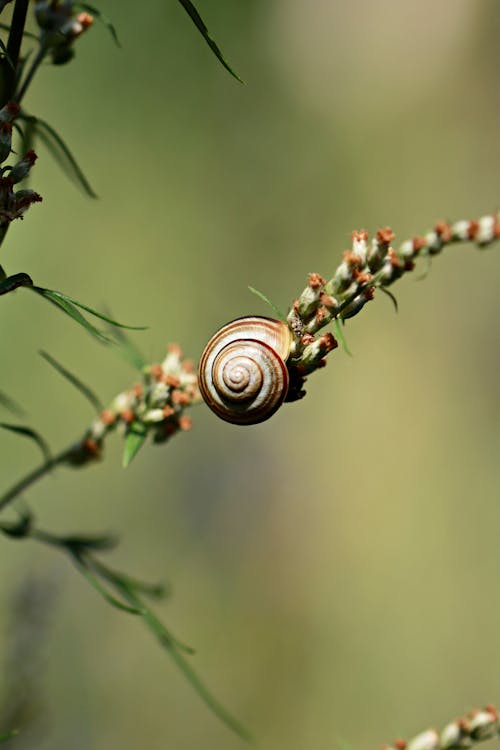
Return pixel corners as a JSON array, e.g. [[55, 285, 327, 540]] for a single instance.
[[198, 316, 293, 425]]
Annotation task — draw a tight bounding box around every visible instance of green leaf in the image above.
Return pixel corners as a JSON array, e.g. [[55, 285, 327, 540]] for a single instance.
[[379, 286, 398, 313], [248, 286, 287, 324], [31, 286, 111, 343], [0, 272, 33, 295], [0, 729, 19, 743], [71, 552, 144, 615], [40, 350, 103, 413], [0, 422, 51, 463], [0, 21, 39, 41], [42, 290, 147, 331], [75, 3, 121, 47], [122, 420, 147, 468], [106, 319, 147, 371], [333, 318, 352, 357], [117, 583, 252, 740], [19, 113, 97, 198], [176, 0, 243, 83], [0, 510, 32, 538], [0, 389, 25, 417]]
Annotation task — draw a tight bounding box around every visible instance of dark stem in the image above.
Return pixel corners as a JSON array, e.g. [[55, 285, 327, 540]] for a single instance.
[[1, 0, 29, 106], [0, 446, 72, 512]]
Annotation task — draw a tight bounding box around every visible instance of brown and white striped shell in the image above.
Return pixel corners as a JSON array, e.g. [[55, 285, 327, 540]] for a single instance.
[[198, 316, 293, 425]]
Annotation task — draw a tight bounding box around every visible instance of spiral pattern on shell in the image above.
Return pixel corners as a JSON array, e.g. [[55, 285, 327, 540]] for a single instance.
[[198, 316, 293, 425]]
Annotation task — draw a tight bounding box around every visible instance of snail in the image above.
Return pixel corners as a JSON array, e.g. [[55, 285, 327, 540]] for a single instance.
[[198, 316, 294, 425]]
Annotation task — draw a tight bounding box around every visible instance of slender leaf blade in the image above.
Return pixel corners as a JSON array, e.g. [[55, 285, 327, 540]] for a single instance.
[[176, 0, 243, 83], [248, 285, 287, 323], [19, 113, 97, 198], [75, 3, 121, 47], [45, 290, 147, 330], [333, 318, 352, 357], [0, 389, 25, 417], [0, 422, 51, 463], [40, 350, 103, 413], [31, 286, 110, 343], [122, 421, 147, 468]]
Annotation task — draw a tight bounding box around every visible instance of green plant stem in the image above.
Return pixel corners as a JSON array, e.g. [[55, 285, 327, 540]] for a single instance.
[[0, 446, 72, 512], [15, 43, 46, 103]]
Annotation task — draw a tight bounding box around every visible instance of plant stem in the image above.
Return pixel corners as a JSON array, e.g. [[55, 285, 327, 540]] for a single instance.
[[0, 446, 72, 512], [0, 0, 29, 106], [15, 43, 46, 103]]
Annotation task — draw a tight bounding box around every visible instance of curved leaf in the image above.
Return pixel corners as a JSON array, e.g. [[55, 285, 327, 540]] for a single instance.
[[0, 422, 51, 463], [248, 285, 287, 324], [31, 286, 111, 343], [19, 112, 97, 198], [0, 389, 25, 417], [176, 0, 243, 83], [75, 3, 120, 47], [40, 350, 103, 413]]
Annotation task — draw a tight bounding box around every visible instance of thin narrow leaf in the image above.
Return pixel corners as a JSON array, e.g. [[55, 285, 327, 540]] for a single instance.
[[31, 286, 111, 343], [333, 318, 352, 357], [19, 113, 97, 198], [0, 272, 33, 295], [122, 420, 147, 468], [105, 317, 147, 371], [248, 286, 287, 324], [0, 510, 32, 538], [0, 389, 25, 417], [112, 579, 252, 741], [0, 422, 51, 463], [0, 21, 39, 40], [75, 3, 120, 46], [379, 286, 399, 313], [71, 552, 144, 615], [34, 287, 146, 330], [176, 0, 243, 83], [40, 350, 103, 413]]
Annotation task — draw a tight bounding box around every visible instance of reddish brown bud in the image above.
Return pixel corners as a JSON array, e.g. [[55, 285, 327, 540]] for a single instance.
[[342, 251, 362, 268], [307, 272, 326, 289], [178, 416, 192, 431], [171, 390, 191, 405], [168, 343, 183, 356], [435, 221, 452, 242], [100, 409, 115, 426], [150, 364, 162, 380], [131, 383, 143, 398], [352, 229, 368, 242], [163, 374, 180, 388], [412, 236, 427, 252], [76, 11, 93, 29], [468, 220, 479, 240], [376, 227, 395, 244], [318, 332, 338, 353], [83, 438, 101, 458]]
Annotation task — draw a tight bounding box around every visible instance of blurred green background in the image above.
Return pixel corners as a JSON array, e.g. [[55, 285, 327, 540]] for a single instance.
[[0, 0, 499, 748]]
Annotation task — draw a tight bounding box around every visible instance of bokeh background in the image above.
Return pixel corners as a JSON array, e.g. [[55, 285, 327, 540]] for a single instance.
[[0, 0, 499, 748]]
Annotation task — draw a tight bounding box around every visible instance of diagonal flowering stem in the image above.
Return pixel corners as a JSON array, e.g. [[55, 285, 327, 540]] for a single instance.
[[381, 704, 499, 750], [285, 212, 500, 399]]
